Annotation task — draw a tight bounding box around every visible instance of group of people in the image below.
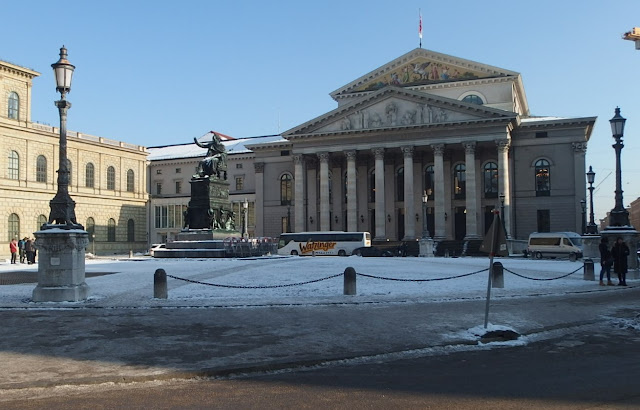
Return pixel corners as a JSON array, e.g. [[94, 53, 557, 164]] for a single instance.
[[9, 237, 36, 265], [599, 236, 631, 286]]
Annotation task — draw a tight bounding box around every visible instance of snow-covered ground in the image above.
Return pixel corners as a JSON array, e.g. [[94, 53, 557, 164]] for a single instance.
[[0, 255, 603, 308]]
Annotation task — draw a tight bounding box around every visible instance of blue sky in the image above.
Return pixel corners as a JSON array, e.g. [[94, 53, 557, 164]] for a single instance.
[[3, 0, 639, 222]]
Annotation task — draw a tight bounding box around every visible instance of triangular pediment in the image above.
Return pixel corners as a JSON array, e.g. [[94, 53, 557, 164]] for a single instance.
[[284, 87, 516, 137], [330, 48, 519, 98]]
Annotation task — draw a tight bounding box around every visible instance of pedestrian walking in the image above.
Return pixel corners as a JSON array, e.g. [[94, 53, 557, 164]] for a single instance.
[[18, 237, 26, 263], [9, 238, 18, 264], [25, 238, 35, 265], [611, 237, 630, 286], [599, 237, 614, 286]]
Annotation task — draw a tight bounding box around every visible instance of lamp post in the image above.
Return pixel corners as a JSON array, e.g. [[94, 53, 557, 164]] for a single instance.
[[586, 166, 598, 234], [421, 190, 430, 238], [242, 198, 249, 238], [608, 107, 631, 227], [499, 193, 506, 235], [45, 46, 82, 230], [580, 199, 587, 235]]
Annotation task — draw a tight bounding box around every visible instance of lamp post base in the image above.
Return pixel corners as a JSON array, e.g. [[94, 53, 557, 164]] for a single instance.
[[32, 229, 90, 302]]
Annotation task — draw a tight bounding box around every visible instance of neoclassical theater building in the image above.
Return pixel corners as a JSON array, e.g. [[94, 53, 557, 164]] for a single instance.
[[248, 48, 596, 242], [1, 59, 148, 257]]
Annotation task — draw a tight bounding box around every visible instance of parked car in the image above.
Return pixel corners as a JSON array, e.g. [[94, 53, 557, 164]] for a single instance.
[[148, 243, 166, 256], [352, 246, 395, 257]]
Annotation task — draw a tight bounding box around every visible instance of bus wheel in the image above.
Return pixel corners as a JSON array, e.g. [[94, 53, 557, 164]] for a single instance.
[[535, 251, 543, 260], [338, 250, 346, 257], [569, 252, 577, 262], [291, 250, 298, 256]]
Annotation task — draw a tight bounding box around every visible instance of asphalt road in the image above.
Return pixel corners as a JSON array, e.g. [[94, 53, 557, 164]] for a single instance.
[[3, 319, 640, 409]]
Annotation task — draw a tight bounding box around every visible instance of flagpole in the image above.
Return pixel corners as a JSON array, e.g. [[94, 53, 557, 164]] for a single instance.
[[419, 9, 423, 48]]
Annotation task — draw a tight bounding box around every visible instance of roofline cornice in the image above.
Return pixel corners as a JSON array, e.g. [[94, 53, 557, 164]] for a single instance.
[[0, 61, 40, 78]]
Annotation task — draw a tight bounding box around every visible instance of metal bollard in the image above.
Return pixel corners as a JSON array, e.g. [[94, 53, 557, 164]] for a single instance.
[[154, 268, 168, 299], [344, 267, 356, 295], [583, 259, 595, 281], [492, 262, 504, 288], [129, 250, 133, 258]]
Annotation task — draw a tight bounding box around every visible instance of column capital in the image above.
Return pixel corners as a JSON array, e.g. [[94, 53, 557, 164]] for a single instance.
[[372, 147, 385, 160], [254, 162, 264, 173], [293, 154, 305, 165], [463, 141, 476, 154], [345, 150, 357, 161], [495, 139, 511, 152], [572, 142, 588, 153], [401, 145, 414, 158], [431, 144, 445, 156], [317, 152, 329, 163]]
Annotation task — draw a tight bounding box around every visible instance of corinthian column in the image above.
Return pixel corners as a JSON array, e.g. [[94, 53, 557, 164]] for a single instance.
[[402, 146, 416, 240], [346, 150, 358, 232], [373, 147, 386, 240], [431, 144, 446, 239], [463, 142, 480, 239], [318, 152, 330, 231], [293, 154, 305, 232], [496, 139, 511, 237]]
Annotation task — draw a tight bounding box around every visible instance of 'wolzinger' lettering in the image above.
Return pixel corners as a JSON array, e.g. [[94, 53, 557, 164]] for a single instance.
[[299, 241, 337, 254]]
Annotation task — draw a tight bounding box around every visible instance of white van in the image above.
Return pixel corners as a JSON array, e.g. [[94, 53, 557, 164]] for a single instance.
[[526, 232, 583, 261]]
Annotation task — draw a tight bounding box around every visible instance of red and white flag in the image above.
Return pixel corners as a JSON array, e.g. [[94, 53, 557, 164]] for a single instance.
[[419, 10, 423, 39]]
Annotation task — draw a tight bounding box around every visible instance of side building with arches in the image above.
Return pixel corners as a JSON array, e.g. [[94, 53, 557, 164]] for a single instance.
[[0, 59, 148, 258], [247, 48, 595, 245]]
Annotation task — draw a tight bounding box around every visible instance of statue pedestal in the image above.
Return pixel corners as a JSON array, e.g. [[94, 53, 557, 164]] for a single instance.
[[32, 229, 90, 302], [419, 238, 435, 257], [601, 228, 639, 274]]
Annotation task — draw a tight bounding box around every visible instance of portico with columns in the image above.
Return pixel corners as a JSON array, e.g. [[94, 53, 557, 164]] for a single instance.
[[249, 48, 595, 247]]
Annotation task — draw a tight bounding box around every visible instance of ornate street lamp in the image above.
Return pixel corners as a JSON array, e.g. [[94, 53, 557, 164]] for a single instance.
[[499, 193, 506, 234], [608, 107, 631, 227], [585, 166, 598, 234], [421, 190, 430, 239], [45, 46, 82, 229], [243, 198, 249, 238], [580, 199, 587, 235]]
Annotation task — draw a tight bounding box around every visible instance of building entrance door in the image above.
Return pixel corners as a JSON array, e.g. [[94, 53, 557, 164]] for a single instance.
[[397, 209, 404, 241], [454, 207, 466, 240]]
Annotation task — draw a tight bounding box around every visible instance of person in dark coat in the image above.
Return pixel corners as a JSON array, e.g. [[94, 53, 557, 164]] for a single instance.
[[25, 238, 35, 265], [599, 236, 614, 286], [611, 237, 630, 286]]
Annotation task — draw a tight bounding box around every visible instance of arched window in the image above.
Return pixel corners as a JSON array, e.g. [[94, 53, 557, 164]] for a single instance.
[[453, 164, 466, 199], [86, 217, 95, 241], [8, 150, 19, 180], [280, 173, 292, 205], [85, 163, 95, 188], [126, 169, 135, 192], [36, 155, 47, 183], [8, 92, 19, 119], [396, 167, 404, 201], [127, 219, 135, 242], [535, 159, 550, 196], [37, 214, 47, 229], [483, 162, 498, 198], [369, 169, 376, 203], [107, 218, 116, 242], [8, 213, 19, 241], [107, 166, 116, 190], [462, 94, 483, 105], [424, 165, 434, 199]]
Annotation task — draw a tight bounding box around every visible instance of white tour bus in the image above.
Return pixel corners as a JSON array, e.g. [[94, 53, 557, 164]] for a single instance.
[[526, 232, 584, 261], [277, 232, 371, 256]]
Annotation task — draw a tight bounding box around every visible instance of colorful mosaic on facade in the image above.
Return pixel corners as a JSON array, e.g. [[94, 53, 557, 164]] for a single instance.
[[355, 58, 491, 92]]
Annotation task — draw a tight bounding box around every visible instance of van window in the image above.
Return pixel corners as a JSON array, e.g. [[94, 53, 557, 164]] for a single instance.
[[530, 237, 560, 246], [563, 238, 570, 246]]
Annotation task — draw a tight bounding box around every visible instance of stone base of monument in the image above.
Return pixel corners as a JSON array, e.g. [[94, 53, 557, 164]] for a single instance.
[[32, 229, 90, 302], [153, 229, 241, 258]]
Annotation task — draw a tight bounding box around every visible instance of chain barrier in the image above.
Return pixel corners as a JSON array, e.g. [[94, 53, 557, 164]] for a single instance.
[[166, 273, 342, 289], [503, 265, 583, 281], [355, 268, 488, 282]]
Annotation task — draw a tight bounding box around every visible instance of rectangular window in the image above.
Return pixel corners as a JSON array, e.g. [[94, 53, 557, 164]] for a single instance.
[[156, 169, 162, 175], [236, 163, 243, 169], [175, 168, 181, 174], [175, 181, 182, 194], [535, 132, 548, 138], [537, 210, 550, 233], [168, 204, 176, 228], [235, 177, 244, 191], [156, 183, 162, 195]]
